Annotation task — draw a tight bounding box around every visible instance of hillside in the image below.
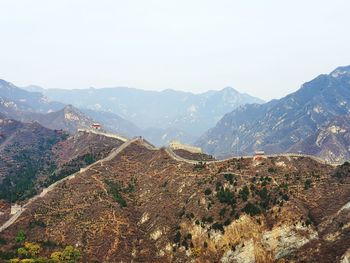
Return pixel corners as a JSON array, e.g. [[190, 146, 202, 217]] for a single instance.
[[197, 66, 350, 162], [0, 117, 124, 204], [0, 139, 349, 262], [0, 118, 67, 202]]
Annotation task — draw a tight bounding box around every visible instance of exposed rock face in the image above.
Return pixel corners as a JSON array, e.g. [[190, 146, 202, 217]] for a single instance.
[[197, 66, 350, 163], [261, 222, 318, 259], [289, 115, 350, 163], [1, 140, 349, 262], [341, 248, 350, 263]]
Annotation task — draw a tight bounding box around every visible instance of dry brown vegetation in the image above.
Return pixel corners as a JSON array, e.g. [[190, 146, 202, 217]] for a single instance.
[[1, 141, 349, 262]]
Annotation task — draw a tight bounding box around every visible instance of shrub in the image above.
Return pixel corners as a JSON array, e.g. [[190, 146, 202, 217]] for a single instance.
[[16, 230, 26, 243], [173, 231, 181, 244], [268, 167, 277, 173], [304, 179, 312, 190], [242, 202, 261, 216], [0, 237, 6, 245], [182, 240, 189, 250], [215, 182, 222, 191], [223, 218, 231, 226], [83, 153, 95, 165], [212, 222, 224, 233], [224, 174, 235, 184], [258, 187, 268, 200], [281, 193, 289, 201], [239, 186, 249, 201], [105, 180, 127, 207], [202, 215, 213, 224], [204, 188, 212, 195], [217, 188, 235, 205], [50, 245, 81, 262], [194, 162, 206, 171], [219, 207, 227, 218]]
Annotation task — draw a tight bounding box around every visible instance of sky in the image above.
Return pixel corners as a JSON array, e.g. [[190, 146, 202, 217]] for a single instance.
[[1, 0, 350, 101]]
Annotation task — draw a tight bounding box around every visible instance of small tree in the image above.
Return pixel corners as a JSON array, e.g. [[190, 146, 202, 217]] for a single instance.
[[51, 245, 81, 262], [17, 242, 41, 259], [304, 179, 312, 190], [15, 230, 26, 243], [204, 188, 212, 195]]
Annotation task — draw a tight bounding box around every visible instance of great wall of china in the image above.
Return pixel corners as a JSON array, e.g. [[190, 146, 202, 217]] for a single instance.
[[77, 128, 129, 142], [0, 130, 344, 233], [0, 135, 141, 233]]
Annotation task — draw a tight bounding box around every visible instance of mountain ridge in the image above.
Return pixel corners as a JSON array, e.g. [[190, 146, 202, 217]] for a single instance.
[[197, 65, 350, 162]]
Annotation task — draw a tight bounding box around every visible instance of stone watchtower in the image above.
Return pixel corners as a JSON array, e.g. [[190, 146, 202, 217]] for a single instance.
[[169, 140, 202, 154], [10, 204, 22, 215]]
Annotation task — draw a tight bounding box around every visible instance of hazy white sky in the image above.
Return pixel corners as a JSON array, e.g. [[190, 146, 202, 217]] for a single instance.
[[1, 0, 350, 100]]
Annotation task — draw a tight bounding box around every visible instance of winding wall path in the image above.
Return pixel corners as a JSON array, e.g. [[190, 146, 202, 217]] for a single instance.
[[0, 137, 139, 233], [0, 134, 342, 233], [164, 147, 342, 167]]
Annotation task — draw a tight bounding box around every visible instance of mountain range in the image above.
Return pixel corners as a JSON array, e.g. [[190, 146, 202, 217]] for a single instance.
[[40, 86, 264, 136], [0, 79, 264, 145], [2, 66, 350, 162], [197, 66, 350, 163], [0, 80, 142, 141]]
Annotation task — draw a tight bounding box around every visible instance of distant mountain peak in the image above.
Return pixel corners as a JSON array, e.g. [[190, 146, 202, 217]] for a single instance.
[[60, 105, 91, 123], [0, 79, 14, 88], [330, 65, 350, 78], [63, 104, 78, 112], [221, 86, 238, 93]]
